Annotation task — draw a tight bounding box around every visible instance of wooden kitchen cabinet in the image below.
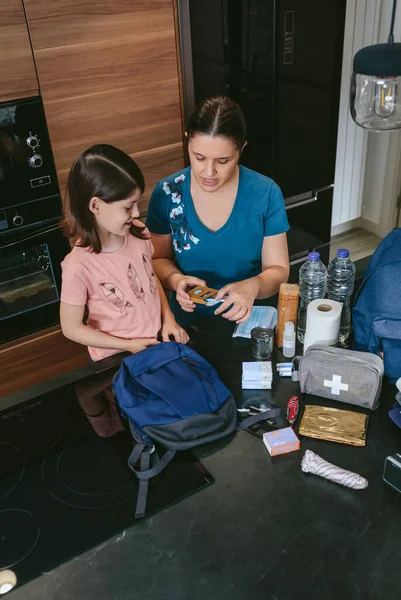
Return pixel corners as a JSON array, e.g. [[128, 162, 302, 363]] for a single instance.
[[24, 0, 185, 214], [0, 0, 39, 103], [0, 326, 89, 399]]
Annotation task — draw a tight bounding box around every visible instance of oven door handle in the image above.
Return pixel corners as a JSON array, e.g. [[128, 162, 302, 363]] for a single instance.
[[290, 255, 310, 266], [286, 194, 318, 210]]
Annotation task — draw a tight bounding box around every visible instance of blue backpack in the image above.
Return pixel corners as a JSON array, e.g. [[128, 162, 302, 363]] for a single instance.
[[113, 342, 282, 517], [353, 228, 401, 384]]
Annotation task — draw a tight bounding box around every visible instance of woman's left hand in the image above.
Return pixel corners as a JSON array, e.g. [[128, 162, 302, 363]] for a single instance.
[[214, 279, 259, 323], [161, 317, 190, 344]]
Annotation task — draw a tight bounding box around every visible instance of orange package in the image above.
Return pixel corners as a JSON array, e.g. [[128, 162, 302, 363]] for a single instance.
[[276, 283, 299, 347]]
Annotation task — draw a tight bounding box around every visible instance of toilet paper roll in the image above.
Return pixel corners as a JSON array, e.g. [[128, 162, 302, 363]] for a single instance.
[[303, 299, 342, 352]]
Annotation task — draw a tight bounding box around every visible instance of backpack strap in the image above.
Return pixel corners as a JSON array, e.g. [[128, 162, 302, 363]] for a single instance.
[[127, 443, 176, 518], [237, 397, 284, 430]]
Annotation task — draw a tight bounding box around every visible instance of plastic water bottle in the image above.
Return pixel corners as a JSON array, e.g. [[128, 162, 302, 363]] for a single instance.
[[297, 252, 327, 343], [327, 248, 356, 345]]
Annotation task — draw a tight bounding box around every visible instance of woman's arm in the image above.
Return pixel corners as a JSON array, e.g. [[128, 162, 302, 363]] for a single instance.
[[151, 232, 206, 312], [214, 232, 289, 323], [60, 303, 158, 354], [251, 231, 290, 298], [151, 233, 182, 289]]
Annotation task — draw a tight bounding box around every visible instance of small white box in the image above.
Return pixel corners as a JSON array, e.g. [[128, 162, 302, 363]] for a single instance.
[[242, 361, 272, 382], [241, 378, 272, 390]]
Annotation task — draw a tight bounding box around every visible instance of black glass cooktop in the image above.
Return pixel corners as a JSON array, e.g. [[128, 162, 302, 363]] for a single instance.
[[0, 363, 214, 593]]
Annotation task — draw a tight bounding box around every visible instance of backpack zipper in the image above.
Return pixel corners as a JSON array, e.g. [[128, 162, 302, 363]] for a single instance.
[[181, 357, 218, 407], [379, 337, 384, 361]]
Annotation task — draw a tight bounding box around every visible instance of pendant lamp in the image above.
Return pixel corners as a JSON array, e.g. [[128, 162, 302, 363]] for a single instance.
[[351, 0, 401, 130]]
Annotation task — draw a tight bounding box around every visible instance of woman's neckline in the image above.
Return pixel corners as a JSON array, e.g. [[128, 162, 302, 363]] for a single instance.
[[186, 165, 243, 236]]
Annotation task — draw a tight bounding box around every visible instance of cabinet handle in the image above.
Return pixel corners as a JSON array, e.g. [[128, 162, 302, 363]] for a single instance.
[[286, 195, 318, 210], [290, 255, 309, 266]]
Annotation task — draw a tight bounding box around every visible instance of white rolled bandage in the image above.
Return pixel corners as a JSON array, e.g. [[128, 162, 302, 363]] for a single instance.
[[301, 449, 368, 490]]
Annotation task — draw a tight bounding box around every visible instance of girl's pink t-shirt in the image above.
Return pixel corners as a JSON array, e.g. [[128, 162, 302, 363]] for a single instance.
[[60, 233, 161, 361]]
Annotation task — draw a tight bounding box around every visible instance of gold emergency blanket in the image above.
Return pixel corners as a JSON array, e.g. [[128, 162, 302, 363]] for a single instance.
[[299, 405, 368, 447]]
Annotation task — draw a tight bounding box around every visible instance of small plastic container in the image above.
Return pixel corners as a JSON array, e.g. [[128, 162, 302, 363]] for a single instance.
[[282, 321, 296, 358]]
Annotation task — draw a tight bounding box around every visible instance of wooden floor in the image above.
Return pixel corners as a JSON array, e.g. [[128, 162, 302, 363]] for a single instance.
[[330, 228, 382, 262]]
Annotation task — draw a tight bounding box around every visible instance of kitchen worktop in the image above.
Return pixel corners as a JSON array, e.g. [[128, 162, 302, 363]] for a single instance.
[[5, 316, 401, 600]]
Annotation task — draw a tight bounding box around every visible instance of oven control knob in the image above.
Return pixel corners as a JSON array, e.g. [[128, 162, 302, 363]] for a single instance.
[[28, 154, 43, 169], [12, 214, 24, 227], [26, 134, 40, 149]]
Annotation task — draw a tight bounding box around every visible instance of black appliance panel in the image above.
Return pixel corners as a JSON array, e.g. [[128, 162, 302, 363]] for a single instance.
[[0, 98, 61, 231], [237, 0, 276, 177], [188, 0, 276, 178], [189, 0, 227, 105], [0, 195, 62, 236], [186, 0, 346, 199], [285, 187, 333, 260], [0, 226, 70, 343], [275, 0, 346, 198]]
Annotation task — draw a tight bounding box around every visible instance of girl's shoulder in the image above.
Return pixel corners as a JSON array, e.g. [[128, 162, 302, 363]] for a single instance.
[[126, 227, 152, 248], [60, 243, 95, 272]]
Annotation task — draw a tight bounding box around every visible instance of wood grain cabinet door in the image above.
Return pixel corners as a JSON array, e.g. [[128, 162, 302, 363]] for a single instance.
[[0, 0, 39, 103], [24, 0, 184, 214]]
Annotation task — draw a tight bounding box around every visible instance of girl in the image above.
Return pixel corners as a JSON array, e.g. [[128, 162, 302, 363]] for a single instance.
[[60, 144, 188, 435], [146, 96, 290, 327]]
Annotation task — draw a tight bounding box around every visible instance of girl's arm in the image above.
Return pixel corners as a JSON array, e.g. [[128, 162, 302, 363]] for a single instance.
[[155, 276, 189, 344], [60, 303, 158, 354], [151, 232, 206, 313]]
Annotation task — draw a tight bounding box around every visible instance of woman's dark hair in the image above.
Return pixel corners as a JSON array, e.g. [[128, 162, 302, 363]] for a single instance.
[[187, 96, 247, 151], [62, 144, 146, 253]]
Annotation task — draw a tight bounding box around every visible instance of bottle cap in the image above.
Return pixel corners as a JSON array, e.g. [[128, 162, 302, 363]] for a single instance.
[[284, 321, 295, 334], [337, 248, 349, 258], [308, 252, 320, 261]]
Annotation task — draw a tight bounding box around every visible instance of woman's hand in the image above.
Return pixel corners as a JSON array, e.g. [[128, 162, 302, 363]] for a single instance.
[[214, 278, 259, 323], [161, 317, 190, 344], [123, 338, 159, 354], [174, 274, 206, 313]]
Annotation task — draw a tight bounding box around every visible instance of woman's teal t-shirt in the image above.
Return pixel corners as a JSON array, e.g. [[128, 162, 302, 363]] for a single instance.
[[146, 165, 289, 325]]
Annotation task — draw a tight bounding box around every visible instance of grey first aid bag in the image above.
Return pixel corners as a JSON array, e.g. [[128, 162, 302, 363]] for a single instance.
[[293, 344, 384, 410]]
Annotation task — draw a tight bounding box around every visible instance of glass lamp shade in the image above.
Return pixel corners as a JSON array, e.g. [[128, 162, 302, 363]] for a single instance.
[[350, 43, 401, 131]]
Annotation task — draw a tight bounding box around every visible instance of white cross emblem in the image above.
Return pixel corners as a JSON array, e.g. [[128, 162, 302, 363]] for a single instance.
[[324, 374, 349, 396]]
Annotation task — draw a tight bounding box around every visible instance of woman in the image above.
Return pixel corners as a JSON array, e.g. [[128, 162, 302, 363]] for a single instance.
[[146, 96, 290, 326]]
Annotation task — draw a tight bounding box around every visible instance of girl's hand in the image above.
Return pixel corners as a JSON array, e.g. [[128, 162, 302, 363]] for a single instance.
[[174, 275, 206, 312], [123, 338, 159, 354], [214, 279, 259, 323], [161, 317, 190, 344]]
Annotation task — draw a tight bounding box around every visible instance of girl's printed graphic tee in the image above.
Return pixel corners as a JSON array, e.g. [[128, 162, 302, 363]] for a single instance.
[[60, 232, 161, 361]]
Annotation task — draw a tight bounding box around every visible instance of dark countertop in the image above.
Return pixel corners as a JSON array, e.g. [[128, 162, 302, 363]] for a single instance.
[[8, 317, 401, 600]]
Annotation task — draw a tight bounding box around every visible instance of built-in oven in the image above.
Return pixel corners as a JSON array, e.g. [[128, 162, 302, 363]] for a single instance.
[[0, 96, 68, 343], [0, 225, 70, 344], [0, 97, 62, 235]]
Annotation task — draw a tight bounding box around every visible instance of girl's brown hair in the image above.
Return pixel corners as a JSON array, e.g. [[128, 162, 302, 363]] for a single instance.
[[62, 144, 147, 253]]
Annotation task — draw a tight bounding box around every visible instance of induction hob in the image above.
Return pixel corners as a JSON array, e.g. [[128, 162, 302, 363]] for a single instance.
[[0, 361, 214, 593]]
